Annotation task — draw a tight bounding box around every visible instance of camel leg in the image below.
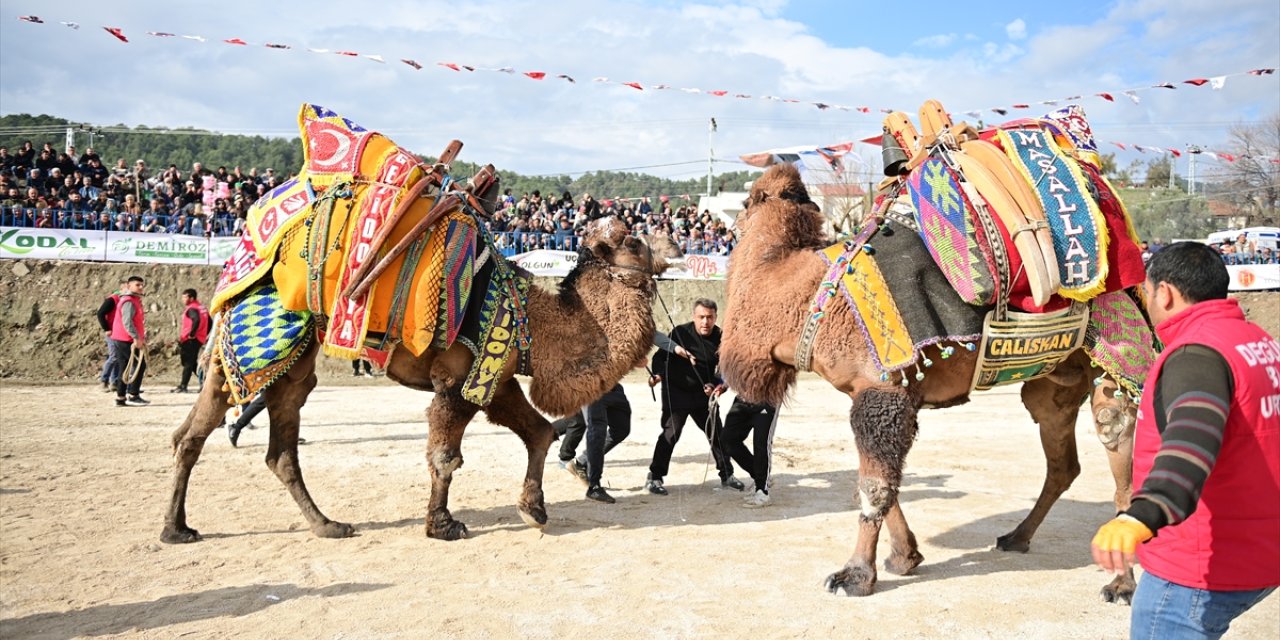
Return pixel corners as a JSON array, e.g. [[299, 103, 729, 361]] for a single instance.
[[258, 345, 352, 538], [824, 389, 919, 597], [424, 386, 480, 540], [1091, 377, 1138, 604], [882, 501, 924, 576], [483, 378, 555, 530], [161, 361, 235, 543], [998, 372, 1087, 552]]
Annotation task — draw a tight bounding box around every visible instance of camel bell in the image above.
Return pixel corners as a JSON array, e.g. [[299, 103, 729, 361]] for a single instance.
[[882, 131, 909, 177]]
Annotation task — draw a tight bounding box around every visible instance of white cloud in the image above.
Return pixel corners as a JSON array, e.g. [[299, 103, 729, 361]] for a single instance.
[[912, 33, 957, 48], [1005, 18, 1027, 40], [0, 0, 1273, 179]]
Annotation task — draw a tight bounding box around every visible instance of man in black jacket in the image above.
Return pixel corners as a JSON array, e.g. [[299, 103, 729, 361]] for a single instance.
[[644, 299, 743, 495]]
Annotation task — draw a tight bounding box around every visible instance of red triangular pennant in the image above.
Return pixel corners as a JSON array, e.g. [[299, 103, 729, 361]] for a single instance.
[[438, 62, 461, 71], [707, 90, 728, 96], [103, 26, 129, 43], [622, 81, 643, 90], [1096, 92, 1115, 102], [224, 38, 248, 46], [1183, 78, 1209, 86], [524, 71, 547, 80]]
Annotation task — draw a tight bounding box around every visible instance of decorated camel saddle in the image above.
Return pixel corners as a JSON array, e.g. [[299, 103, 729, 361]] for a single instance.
[[209, 104, 528, 406], [800, 102, 1155, 397]]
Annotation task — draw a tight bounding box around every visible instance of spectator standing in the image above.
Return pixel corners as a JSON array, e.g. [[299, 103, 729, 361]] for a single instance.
[[96, 279, 126, 392], [172, 288, 210, 393], [1091, 242, 1279, 639], [111, 276, 150, 406]]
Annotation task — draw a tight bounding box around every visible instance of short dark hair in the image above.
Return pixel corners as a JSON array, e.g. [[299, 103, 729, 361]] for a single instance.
[[127, 275, 145, 285], [182, 288, 197, 299], [1146, 241, 1228, 303], [693, 298, 718, 312]]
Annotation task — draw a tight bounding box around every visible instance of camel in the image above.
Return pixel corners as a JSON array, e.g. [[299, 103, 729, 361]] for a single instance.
[[161, 216, 680, 543], [719, 164, 1138, 601]]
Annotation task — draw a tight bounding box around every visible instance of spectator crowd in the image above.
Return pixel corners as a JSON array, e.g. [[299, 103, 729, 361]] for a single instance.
[[6, 139, 1270, 264], [0, 140, 736, 256]]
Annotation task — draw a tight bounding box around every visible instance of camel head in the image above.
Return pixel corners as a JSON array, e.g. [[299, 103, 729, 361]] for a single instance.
[[582, 216, 683, 276], [737, 164, 827, 249]]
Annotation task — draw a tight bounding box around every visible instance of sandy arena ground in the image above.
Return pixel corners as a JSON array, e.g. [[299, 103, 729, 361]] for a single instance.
[[1, 372, 1276, 639]]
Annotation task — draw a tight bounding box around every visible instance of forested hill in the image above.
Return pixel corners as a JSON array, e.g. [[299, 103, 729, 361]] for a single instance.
[[0, 113, 760, 200]]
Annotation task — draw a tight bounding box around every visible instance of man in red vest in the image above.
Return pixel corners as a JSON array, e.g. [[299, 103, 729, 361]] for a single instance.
[[112, 275, 150, 406], [172, 288, 210, 393], [1092, 242, 1279, 638]]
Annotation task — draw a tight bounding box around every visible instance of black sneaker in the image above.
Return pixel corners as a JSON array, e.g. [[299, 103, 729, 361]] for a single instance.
[[721, 475, 746, 491], [127, 395, 151, 406], [645, 474, 668, 496], [226, 420, 242, 448], [565, 459, 589, 487], [586, 485, 616, 504], [169, 386, 187, 393], [115, 398, 127, 407]]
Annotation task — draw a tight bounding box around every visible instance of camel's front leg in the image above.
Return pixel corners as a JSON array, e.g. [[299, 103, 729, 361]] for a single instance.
[[161, 366, 234, 543], [1091, 379, 1137, 604], [825, 389, 918, 597], [425, 387, 480, 540], [484, 378, 555, 529], [260, 351, 351, 538], [998, 373, 1086, 552]]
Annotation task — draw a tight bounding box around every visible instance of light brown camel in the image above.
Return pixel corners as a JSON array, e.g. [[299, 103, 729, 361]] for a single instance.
[[719, 164, 1138, 601], [161, 217, 679, 543]]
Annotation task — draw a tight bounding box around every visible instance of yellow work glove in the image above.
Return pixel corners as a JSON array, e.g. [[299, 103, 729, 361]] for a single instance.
[[1091, 514, 1153, 574]]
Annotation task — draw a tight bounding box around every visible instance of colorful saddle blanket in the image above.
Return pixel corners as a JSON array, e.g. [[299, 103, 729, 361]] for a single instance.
[[904, 105, 1146, 312], [215, 283, 314, 405], [818, 217, 1155, 392], [209, 104, 529, 406], [819, 218, 988, 380]]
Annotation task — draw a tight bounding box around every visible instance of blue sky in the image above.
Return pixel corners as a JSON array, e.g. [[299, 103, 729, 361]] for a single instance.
[[1, 0, 1276, 182]]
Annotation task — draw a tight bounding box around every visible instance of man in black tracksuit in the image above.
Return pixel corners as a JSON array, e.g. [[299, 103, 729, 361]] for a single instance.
[[554, 383, 632, 503], [644, 299, 743, 495], [721, 398, 779, 507]]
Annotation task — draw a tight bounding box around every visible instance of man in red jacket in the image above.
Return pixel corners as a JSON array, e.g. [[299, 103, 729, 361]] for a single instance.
[[1091, 242, 1279, 639], [112, 276, 150, 406], [171, 288, 210, 393]]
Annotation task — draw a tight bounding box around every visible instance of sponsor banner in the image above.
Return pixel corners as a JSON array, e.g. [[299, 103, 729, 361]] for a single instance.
[[0, 226, 106, 260], [0, 226, 240, 264], [510, 249, 728, 280], [1228, 264, 1280, 291]]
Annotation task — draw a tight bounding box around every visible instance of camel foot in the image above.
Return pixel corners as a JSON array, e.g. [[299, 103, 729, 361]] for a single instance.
[[995, 531, 1031, 553], [311, 520, 355, 539], [1100, 572, 1136, 606], [823, 565, 876, 597], [426, 518, 469, 541], [160, 525, 202, 544], [517, 502, 548, 529], [883, 549, 924, 576]]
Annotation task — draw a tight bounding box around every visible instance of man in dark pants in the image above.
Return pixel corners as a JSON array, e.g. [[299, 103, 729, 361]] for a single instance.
[[96, 278, 126, 392], [111, 275, 149, 406], [720, 398, 779, 508], [554, 384, 631, 503], [171, 288, 209, 393], [645, 299, 743, 495]]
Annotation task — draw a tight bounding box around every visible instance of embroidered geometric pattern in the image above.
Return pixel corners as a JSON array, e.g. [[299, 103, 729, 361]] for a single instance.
[[1086, 290, 1156, 399], [216, 283, 314, 405]]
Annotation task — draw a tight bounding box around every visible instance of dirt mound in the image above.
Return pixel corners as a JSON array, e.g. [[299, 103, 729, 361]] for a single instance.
[[0, 260, 728, 383]]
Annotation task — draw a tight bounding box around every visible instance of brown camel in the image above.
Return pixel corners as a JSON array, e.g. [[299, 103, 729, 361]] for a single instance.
[[719, 164, 1138, 601], [162, 216, 680, 543]]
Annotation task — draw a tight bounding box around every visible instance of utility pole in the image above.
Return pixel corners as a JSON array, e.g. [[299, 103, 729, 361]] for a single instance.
[[707, 117, 716, 197], [1168, 154, 1175, 190], [1187, 144, 1202, 195]]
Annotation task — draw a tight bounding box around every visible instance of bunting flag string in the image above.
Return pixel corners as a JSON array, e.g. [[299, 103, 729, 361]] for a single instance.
[[12, 14, 1279, 118]]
